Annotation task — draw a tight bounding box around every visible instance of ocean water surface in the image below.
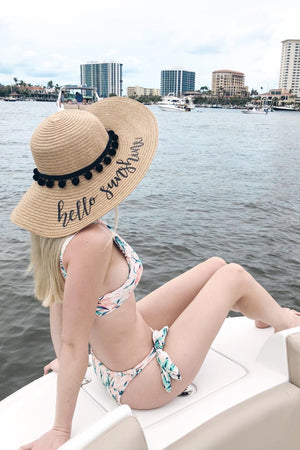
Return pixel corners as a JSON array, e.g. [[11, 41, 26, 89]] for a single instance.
[[0, 101, 299, 399]]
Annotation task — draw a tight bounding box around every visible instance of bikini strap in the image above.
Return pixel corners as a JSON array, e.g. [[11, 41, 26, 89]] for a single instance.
[[60, 234, 76, 277]]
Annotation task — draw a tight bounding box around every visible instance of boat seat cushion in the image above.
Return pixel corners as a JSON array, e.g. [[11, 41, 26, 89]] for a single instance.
[[287, 331, 300, 388], [165, 382, 300, 450], [77, 416, 148, 450]]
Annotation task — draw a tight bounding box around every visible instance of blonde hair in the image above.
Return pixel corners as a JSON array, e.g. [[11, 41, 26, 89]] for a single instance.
[[28, 233, 65, 307], [28, 208, 119, 307]]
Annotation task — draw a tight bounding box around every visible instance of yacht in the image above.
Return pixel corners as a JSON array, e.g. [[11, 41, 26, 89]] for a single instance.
[[57, 85, 101, 111], [158, 93, 195, 112], [241, 107, 269, 115]]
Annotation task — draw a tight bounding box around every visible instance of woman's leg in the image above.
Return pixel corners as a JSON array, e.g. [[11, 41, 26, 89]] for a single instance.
[[137, 256, 226, 329], [123, 263, 300, 409]]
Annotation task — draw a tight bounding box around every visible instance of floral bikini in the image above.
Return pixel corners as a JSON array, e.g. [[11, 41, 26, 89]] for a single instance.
[[60, 220, 181, 404]]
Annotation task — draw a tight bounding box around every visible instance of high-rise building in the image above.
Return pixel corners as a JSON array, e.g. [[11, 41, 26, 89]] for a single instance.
[[279, 39, 300, 96], [80, 62, 123, 98], [211, 70, 246, 97], [160, 70, 195, 96]]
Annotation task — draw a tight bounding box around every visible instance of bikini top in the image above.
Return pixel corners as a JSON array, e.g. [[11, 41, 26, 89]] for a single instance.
[[60, 220, 143, 317]]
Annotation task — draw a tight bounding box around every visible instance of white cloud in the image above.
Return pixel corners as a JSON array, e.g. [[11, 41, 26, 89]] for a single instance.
[[1, 0, 299, 91]]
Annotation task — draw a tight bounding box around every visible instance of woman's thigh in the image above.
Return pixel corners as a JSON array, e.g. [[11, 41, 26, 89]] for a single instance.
[[137, 256, 226, 330], [123, 264, 244, 409]]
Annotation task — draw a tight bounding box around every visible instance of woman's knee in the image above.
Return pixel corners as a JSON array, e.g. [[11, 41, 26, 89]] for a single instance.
[[206, 256, 227, 272], [222, 263, 252, 289]]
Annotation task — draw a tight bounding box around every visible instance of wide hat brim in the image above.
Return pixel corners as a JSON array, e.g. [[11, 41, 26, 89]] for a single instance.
[[10, 97, 159, 238]]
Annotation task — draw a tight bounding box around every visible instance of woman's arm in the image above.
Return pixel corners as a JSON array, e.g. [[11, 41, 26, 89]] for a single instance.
[[50, 303, 63, 358], [43, 298, 63, 375], [20, 227, 112, 449], [54, 227, 111, 433]]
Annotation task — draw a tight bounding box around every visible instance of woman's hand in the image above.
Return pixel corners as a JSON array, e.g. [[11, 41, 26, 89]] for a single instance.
[[19, 427, 70, 450], [44, 358, 59, 375]]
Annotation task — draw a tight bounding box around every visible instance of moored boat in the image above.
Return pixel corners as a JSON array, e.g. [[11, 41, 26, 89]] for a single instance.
[[241, 107, 268, 115], [3, 96, 18, 102], [158, 93, 195, 112], [273, 105, 300, 112], [57, 85, 101, 111], [1, 316, 300, 449]]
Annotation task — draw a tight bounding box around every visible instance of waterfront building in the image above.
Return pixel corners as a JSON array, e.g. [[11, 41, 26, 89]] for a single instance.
[[160, 70, 195, 97], [279, 39, 300, 96], [127, 86, 160, 97], [260, 88, 297, 107], [80, 62, 123, 98], [211, 70, 247, 97]]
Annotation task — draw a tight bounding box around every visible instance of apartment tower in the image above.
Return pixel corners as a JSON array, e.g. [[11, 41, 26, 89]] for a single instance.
[[279, 39, 300, 96], [160, 70, 195, 96], [211, 70, 246, 97], [80, 62, 123, 98]]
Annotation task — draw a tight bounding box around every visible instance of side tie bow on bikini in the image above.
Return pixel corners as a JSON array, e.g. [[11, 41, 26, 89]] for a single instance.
[[152, 326, 181, 392]]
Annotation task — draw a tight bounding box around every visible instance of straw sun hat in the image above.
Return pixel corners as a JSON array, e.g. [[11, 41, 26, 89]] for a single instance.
[[10, 97, 159, 238]]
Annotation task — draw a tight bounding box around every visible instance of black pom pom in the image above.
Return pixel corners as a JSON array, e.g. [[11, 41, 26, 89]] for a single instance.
[[109, 148, 116, 156], [95, 163, 103, 172], [46, 179, 54, 188], [72, 177, 80, 186], [104, 156, 111, 165], [38, 178, 46, 186], [107, 130, 114, 137], [33, 168, 39, 175], [111, 133, 118, 142], [33, 173, 39, 181], [111, 140, 118, 149], [84, 171, 93, 180], [58, 180, 66, 188]]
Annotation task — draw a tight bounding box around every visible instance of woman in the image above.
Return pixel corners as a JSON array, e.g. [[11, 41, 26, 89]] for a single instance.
[[11, 97, 300, 449]]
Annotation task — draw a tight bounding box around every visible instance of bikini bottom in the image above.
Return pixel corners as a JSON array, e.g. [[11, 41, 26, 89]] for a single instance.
[[91, 326, 181, 404]]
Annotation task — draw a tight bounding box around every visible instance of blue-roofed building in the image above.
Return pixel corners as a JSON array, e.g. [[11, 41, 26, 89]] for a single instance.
[[80, 62, 123, 98], [160, 70, 195, 96]]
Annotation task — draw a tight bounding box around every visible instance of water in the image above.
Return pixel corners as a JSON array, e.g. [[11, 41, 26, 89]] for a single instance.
[[1, 102, 300, 400]]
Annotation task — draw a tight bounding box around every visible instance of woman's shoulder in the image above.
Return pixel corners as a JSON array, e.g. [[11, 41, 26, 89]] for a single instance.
[[63, 223, 113, 267]]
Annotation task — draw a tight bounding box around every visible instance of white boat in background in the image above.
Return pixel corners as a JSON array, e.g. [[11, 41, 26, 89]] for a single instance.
[[241, 107, 269, 115], [57, 85, 101, 111], [1, 316, 300, 449], [273, 105, 300, 112], [158, 93, 195, 112], [4, 96, 17, 102]]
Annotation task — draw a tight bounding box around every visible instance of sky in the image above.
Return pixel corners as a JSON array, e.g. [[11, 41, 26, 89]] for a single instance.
[[1, 0, 299, 93]]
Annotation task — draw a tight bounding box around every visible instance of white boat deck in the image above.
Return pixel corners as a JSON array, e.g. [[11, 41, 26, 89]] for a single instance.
[[1, 317, 297, 449]]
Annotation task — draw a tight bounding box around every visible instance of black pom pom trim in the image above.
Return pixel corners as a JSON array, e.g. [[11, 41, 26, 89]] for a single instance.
[[84, 171, 93, 180], [72, 177, 80, 186], [95, 163, 103, 172], [104, 156, 111, 165], [58, 180, 66, 188], [46, 179, 54, 188], [32, 129, 118, 188]]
